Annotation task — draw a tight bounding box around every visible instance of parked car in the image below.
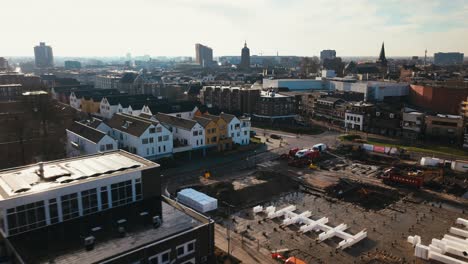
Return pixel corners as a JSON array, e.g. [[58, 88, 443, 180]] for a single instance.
[[270, 134, 282, 140]]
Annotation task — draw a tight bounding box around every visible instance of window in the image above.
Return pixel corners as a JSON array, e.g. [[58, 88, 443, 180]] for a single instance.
[[149, 249, 171, 264], [100, 145, 105, 151], [101, 186, 109, 210], [158, 136, 162, 142], [244, 131, 247, 136], [106, 144, 113, 150], [152, 147, 155, 154], [149, 128, 156, 133], [147, 148, 149, 155], [156, 127, 162, 133], [61, 193, 79, 220], [49, 199, 59, 224], [158, 146, 161, 153], [149, 137, 154, 143], [201, 139, 203, 145], [163, 145, 166, 152], [111, 180, 133, 207], [135, 178, 142, 200], [199, 130, 203, 135], [81, 189, 98, 215], [231, 133, 234, 137], [211, 136, 217, 142], [196, 140, 199, 146], [193, 131, 198, 136], [142, 138, 149, 144], [7, 201, 46, 235], [176, 240, 196, 258], [163, 135, 169, 141]]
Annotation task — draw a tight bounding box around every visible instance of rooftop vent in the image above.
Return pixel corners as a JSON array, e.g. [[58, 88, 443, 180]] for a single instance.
[[84, 236, 95, 251], [152, 215, 162, 229]]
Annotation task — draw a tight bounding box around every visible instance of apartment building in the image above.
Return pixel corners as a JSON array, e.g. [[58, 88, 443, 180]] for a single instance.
[[425, 114, 464, 143], [0, 151, 215, 263]]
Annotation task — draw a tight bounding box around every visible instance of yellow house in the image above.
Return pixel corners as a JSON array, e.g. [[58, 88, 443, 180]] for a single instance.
[[202, 114, 232, 151], [193, 116, 218, 146], [80, 95, 102, 114]]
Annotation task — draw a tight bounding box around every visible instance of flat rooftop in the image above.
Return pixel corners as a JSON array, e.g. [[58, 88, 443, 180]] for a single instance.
[[9, 199, 208, 264], [0, 150, 158, 201]]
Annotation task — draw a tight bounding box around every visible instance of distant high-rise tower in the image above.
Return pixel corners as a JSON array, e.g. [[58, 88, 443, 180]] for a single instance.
[[240, 41, 250, 69], [320, 50, 336, 61], [0, 57, 9, 71], [424, 49, 427, 67], [195, 43, 213, 67], [377, 42, 387, 66], [34, 42, 54, 68]]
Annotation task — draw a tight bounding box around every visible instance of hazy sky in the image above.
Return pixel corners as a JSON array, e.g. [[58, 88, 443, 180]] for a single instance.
[[3, 0, 468, 57]]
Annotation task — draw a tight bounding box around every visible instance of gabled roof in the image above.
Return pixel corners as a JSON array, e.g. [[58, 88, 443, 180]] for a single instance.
[[155, 113, 197, 130], [106, 113, 157, 137], [72, 89, 120, 99], [193, 116, 214, 128], [203, 114, 222, 123], [220, 113, 236, 123], [67, 121, 107, 144], [104, 94, 157, 106]]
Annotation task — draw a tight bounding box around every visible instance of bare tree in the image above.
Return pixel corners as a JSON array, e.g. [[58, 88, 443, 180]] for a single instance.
[[300, 56, 320, 77]]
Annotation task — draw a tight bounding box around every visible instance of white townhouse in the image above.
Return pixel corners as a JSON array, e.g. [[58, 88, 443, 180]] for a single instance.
[[221, 113, 251, 145], [69, 91, 82, 111], [154, 113, 205, 152], [99, 97, 119, 119], [107, 113, 173, 160], [66, 121, 118, 157]]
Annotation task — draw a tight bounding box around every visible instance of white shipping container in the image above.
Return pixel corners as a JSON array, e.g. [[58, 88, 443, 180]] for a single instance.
[[451, 160, 468, 173], [420, 157, 442, 167], [177, 188, 218, 213]]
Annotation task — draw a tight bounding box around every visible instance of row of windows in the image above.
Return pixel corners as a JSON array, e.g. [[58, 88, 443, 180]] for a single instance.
[[7, 202, 46, 235], [99, 144, 114, 152], [192, 130, 203, 136], [346, 115, 361, 122], [145, 145, 168, 156], [142, 136, 170, 145], [5, 179, 143, 236], [148, 240, 196, 264], [149, 127, 163, 133]]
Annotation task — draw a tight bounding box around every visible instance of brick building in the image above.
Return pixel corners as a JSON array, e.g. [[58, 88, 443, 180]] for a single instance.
[[409, 83, 468, 115]]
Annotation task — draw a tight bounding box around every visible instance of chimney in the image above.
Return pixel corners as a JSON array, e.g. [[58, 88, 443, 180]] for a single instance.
[[38, 162, 45, 178]]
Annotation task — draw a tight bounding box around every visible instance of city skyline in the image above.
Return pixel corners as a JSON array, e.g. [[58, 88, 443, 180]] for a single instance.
[[2, 0, 468, 57]]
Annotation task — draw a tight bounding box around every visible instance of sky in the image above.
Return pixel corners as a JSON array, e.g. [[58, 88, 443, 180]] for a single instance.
[[3, 0, 468, 57]]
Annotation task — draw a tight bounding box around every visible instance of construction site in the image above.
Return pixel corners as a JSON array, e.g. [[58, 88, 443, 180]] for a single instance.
[[168, 131, 468, 264]]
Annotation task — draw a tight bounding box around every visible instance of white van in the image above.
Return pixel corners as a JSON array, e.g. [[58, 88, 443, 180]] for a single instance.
[[313, 143, 327, 152]]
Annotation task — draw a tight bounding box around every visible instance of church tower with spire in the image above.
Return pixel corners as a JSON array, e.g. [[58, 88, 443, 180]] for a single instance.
[[377, 42, 387, 66], [240, 41, 250, 70]]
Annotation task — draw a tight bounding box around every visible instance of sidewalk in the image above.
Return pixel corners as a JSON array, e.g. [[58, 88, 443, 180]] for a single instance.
[[215, 224, 277, 264]]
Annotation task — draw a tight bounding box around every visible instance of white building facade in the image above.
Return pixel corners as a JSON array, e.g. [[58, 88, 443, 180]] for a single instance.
[[66, 123, 118, 157], [108, 114, 173, 160]]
